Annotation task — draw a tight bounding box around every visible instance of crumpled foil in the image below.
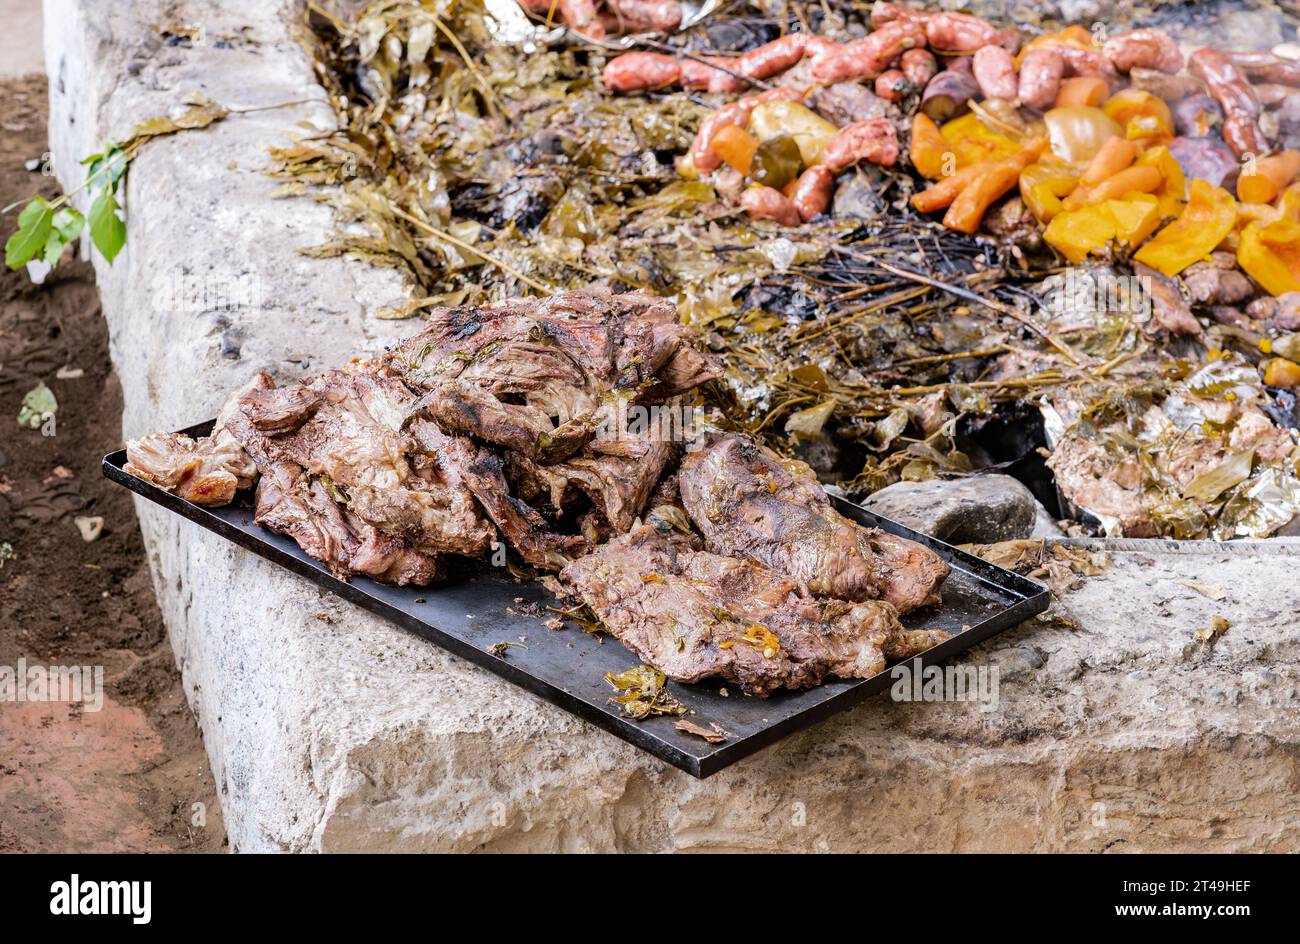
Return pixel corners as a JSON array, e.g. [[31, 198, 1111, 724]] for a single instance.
[[1216, 466, 1300, 539]]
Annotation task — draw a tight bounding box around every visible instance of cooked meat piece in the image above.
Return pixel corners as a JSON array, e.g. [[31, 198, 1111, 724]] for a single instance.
[[235, 365, 412, 489], [678, 433, 949, 612], [1134, 262, 1204, 337], [387, 289, 717, 463], [508, 398, 681, 533], [125, 375, 266, 506], [810, 82, 896, 129], [1182, 253, 1256, 307], [254, 461, 442, 586], [227, 365, 496, 559], [427, 430, 589, 570], [562, 522, 944, 696], [510, 439, 675, 535]]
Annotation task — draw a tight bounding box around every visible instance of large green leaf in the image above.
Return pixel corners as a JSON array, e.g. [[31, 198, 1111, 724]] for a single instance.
[[4, 197, 54, 269], [88, 187, 126, 263]]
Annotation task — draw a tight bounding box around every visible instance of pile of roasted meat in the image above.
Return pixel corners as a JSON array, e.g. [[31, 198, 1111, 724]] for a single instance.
[[125, 290, 951, 696]]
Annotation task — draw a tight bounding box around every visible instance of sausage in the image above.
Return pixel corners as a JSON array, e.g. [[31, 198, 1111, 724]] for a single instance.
[[1190, 48, 1261, 118], [921, 67, 980, 122], [791, 166, 836, 221], [735, 33, 810, 81], [1228, 51, 1300, 86], [1018, 47, 1065, 110], [972, 45, 1018, 100], [994, 28, 1023, 57], [1103, 29, 1184, 74], [1190, 48, 1266, 157], [602, 0, 682, 34], [869, 1, 924, 28], [602, 34, 811, 93], [820, 118, 900, 172], [558, 0, 602, 38], [875, 69, 910, 102], [741, 185, 803, 226], [900, 48, 938, 86], [925, 12, 1001, 52], [690, 87, 806, 171], [603, 52, 681, 91], [1224, 113, 1271, 159], [681, 56, 748, 93], [809, 20, 925, 83], [1055, 44, 1117, 81]]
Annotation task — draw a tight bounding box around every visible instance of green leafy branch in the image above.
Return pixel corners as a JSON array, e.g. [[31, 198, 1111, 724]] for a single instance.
[[4, 94, 234, 272]]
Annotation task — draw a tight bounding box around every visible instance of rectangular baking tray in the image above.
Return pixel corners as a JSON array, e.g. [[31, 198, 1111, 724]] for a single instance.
[[105, 421, 1049, 778]]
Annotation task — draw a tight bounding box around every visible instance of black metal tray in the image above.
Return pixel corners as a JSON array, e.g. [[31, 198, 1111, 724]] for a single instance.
[[104, 422, 1049, 778]]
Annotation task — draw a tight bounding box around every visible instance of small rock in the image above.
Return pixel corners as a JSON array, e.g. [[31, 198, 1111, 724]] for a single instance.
[[74, 515, 104, 542], [860, 474, 1038, 543]]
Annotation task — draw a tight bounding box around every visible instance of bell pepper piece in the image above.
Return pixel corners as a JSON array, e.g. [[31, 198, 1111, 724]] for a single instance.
[[1020, 161, 1079, 223], [710, 124, 758, 176], [1103, 89, 1174, 141], [1042, 195, 1162, 263], [1133, 179, 1237, 277], [939, 113, 1022, 167], [1237, 218, 1300, 296], [1043, 204, 1119, 263], [1136, 144, 1187, 215], [1108, 194, 1162, 247]]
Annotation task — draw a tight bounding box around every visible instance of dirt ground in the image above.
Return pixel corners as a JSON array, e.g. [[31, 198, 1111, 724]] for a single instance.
[[0, 75, 225, 852]]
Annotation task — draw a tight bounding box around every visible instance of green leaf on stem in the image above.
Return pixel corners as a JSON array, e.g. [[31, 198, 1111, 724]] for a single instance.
[[88, 187, 126, 263], [4, 196, 54, 269]]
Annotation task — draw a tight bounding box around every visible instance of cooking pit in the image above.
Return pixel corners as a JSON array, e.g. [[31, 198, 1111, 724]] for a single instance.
[[42, 0, 1300, 850]]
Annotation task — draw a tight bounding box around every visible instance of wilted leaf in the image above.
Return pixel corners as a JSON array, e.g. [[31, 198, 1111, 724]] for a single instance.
[[1183, 449, 1254, 502], [785, 400, 835, 438], [674, 719, 727, 743], [866, 408, 911, 451], [605, 665, 686, 719], [129, 95, 229, 141], [1176, 579, 1227, 602]]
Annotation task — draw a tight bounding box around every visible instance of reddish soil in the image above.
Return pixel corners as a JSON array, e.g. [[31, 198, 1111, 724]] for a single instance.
[[0, 75, 224, 852]]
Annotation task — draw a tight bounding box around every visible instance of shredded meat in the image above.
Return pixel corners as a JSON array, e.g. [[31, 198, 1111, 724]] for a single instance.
[[678, 433, 950, 612], [387, 288, 715, 463], [561, 522, 947, 697]]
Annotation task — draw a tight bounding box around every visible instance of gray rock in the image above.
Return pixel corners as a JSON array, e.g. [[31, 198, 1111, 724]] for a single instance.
[[860, 475, 1038, 544]]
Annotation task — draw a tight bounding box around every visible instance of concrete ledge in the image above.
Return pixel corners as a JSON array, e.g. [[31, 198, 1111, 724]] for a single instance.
[[46, 0, 1300, 851]]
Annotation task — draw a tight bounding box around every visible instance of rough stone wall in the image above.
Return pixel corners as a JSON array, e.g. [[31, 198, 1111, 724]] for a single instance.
[[45, 0, 1300, 852]]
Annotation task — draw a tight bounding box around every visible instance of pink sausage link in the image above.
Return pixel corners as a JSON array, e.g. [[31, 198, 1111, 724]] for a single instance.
[[820, 118, 900, 172]]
